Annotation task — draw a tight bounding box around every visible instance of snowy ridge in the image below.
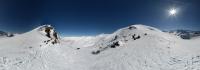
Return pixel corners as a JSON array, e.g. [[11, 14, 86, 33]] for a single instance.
[[91, 24, 178, 54], [0, 24, 200, 70]]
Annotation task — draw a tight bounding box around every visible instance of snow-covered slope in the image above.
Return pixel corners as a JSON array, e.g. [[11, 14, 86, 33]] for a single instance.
[[0, 25, 60, 70], [0, 24, 200, 70], [62, 34, 108, 48]]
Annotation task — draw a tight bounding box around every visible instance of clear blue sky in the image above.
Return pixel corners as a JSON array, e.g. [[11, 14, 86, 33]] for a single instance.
[[0, 0, 200, 36]]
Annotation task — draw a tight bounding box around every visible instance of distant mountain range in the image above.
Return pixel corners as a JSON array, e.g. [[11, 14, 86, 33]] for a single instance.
[[1, 29, 200, 39], [167, 30, 200, 39], [0, 31, 14, 37]]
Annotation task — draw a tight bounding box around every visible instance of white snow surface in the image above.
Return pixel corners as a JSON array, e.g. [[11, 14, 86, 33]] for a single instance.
[[0, 24, 200, 70]]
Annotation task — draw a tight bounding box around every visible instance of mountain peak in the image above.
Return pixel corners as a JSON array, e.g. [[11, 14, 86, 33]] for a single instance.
[[128, 24, 162, 32], [31, 24, 59, 44], [112, 24, 163, 37]]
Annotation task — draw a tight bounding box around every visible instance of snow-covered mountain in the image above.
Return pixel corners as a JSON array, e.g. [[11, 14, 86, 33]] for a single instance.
[[167, 30, 200, 39], [0, 24, 200, 70], [0, 31, 14, 38]]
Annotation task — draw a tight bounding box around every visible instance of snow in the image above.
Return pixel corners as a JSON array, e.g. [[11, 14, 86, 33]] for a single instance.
[[62, 34, 108, 48], [0, 24, 200, 70]]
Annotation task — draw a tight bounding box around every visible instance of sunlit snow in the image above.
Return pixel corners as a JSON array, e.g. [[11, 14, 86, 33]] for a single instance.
[[0, 24, 200, 70]]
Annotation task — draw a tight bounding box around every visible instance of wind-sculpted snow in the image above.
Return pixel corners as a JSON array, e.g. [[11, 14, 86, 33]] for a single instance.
[[0, 24, 200, 70]]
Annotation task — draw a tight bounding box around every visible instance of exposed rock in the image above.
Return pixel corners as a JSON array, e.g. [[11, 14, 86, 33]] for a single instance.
[[39, 25, 59, 44], [110, 41, 120, 48]]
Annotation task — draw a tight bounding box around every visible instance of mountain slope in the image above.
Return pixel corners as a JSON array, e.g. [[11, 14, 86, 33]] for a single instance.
[[0, 24, 200, 70], [0, 25, 61, 70]]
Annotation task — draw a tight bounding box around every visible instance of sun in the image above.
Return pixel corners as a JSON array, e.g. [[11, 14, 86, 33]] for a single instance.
[[169, 8, 177, 16]]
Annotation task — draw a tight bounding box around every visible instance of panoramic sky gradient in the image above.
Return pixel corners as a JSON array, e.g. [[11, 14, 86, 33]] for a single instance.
[[0, 0, 199, 36]]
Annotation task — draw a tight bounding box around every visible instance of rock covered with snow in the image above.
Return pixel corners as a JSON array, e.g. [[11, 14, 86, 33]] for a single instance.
[[37, 25, 59, 44], [91, 24, 176, 54]]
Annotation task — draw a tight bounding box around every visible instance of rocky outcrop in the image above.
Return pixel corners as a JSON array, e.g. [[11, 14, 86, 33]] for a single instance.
[[38, 25, 59, 44]]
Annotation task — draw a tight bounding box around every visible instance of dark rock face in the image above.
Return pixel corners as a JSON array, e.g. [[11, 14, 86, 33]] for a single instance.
[[132, 34, 140, 40], [7, 34, 14, 37], [42, 25, 59, 44], [128, 26, 137, 30], [45, 27, 53, 38], [110, 41, 120, 48], [53, 31, 59, 43], [92, 50, 101, 55]]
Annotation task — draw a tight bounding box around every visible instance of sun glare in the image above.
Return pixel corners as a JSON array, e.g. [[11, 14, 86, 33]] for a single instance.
[[169, 8, 177, 16]]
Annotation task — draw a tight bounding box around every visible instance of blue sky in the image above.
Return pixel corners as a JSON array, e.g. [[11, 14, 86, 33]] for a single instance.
[[0, 0, 200, 36]]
